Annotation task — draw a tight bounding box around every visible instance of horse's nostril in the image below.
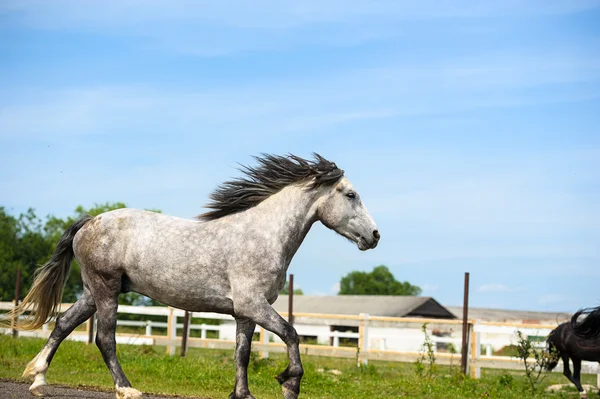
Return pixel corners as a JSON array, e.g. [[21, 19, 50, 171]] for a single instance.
[[373, 230, 380, 240]]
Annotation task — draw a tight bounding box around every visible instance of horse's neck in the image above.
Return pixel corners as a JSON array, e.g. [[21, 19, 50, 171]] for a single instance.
[[253, 184, 321, 261]]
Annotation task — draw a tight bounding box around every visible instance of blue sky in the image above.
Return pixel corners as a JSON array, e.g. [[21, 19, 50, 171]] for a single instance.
[[1, 1, 599, 313]]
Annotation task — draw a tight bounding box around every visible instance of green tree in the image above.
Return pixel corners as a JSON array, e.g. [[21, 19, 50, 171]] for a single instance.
[[338, 265, 421, 296], [280, 280, 303, 295], [0, 208, 19, 301], [0, 203, 163, 306], [0, 207, 53, 302]]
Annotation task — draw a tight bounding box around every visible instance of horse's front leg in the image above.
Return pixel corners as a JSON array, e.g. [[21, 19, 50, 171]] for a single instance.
[[236, 299, 303, 399], [229, 317, 257, 399]]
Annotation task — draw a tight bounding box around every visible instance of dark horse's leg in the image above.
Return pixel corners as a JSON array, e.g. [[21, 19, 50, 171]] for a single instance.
[[237, 300, 303, 399], [572, 358, 586, 396], [562, 355, 586, 395], [229, 317, 257, 399], [23, 290, 97, 396], [90, 277, 141, 399]]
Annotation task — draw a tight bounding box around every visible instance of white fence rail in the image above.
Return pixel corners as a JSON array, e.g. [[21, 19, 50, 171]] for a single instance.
[[1, 301, 598, 383]]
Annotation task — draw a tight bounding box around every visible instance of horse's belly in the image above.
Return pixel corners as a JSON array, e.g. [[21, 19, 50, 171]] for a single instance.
[[123, 258, 233, 310], [127, 274, 234, 314], [565, 342, 600, 361]]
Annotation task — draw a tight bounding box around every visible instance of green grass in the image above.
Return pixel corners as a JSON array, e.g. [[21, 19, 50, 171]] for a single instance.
[[0, 335, 596, 399]]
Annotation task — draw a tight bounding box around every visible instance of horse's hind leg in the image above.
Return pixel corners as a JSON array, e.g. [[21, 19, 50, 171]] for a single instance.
[[24, 290, 96, 396], [572, 358, 587, 396], [562, 355, 586, 396], [230, 317, 257, 399], [93, 288, 142, 399]]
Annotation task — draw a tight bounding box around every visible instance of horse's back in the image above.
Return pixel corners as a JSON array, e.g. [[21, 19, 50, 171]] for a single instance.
[[73, 208, 193, 259], [72, 208, 233, 307]]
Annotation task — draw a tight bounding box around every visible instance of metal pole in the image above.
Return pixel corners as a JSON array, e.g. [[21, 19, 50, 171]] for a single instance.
[[288, 274, 294, 326], [12, 267, 22, 338], [87, 314, 95, 344], [181, 311, 190, 357], [460, 272, 470, 375]]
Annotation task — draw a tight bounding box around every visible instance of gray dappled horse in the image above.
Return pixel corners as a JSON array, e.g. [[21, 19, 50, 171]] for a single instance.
[[9, 154, 380, 399]]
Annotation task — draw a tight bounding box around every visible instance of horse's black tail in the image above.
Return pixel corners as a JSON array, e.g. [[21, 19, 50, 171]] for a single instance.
[[4, 215, 93, 330], [571, 306, 600, 339]]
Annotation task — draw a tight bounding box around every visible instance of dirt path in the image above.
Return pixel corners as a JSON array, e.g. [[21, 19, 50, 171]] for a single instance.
[[0, 380, 207, 399]]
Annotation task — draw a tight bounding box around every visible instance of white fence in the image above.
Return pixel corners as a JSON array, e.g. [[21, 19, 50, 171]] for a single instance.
[[2, 302, 598, 383]]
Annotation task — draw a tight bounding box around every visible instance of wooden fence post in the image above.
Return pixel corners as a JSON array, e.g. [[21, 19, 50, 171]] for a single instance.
[[12, 267, 22, 338], [358, 313, 370, 366], [288, 274, 294, 326], [259, 327, 269, 359], [469, 322, 480, 378], [333, 331, 340, 348], [166, 307, 176, 356]]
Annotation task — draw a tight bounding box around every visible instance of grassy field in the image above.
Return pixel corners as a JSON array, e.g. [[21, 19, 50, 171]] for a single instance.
[[0, 335, 595, 398]]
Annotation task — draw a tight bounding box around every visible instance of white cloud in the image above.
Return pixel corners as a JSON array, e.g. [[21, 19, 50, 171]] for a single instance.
[[2, 1, 599, 58], [0, 0, 598, 315], [363, 147, 600, 240], [537, 294, 569, 305], [330, 282, 341, 294], [477, 283, 521, 293], [3, 47, 599, 140], [420, 284, 439, 292], [3, 1, 599, 31]]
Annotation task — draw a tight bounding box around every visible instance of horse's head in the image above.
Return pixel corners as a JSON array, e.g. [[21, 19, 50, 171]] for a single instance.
[[545, 326, 562, 371], [317, 176, 379, 251]]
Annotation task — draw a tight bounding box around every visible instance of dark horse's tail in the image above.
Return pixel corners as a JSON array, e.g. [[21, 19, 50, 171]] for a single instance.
[[5, 215, 93, 330], [571, 306, 600, 339]]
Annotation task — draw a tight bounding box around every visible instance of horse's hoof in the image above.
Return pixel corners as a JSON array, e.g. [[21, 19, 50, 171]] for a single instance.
[[276, 371, 301, 399], [29, 374, 47, 397], [29, 383, 47, 397], [228, 392, 257, 399], [116, 387, 143, 399], [282, 385, 299, 399]]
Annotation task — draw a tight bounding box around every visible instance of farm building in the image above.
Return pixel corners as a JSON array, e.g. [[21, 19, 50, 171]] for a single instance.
[[272, 295, 456, 319], [220, 295, 459, 352], [446, 306, 571, 325], [446, 306, 571, 353], [218, 296, 570, 353]]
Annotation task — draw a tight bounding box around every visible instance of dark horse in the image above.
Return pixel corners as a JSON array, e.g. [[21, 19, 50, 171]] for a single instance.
[[547, 306, 600, 396]]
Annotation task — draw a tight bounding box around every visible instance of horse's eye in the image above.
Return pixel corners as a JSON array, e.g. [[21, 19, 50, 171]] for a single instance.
[[346, 192, 356, 199]]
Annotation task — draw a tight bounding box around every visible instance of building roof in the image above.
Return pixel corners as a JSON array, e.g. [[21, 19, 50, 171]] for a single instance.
[[273, 295, 457, 319]]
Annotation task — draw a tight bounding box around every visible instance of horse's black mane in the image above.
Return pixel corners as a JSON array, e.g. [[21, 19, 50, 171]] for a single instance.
[[571, 306, 600, 339], [198, 153, 344, 221]]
